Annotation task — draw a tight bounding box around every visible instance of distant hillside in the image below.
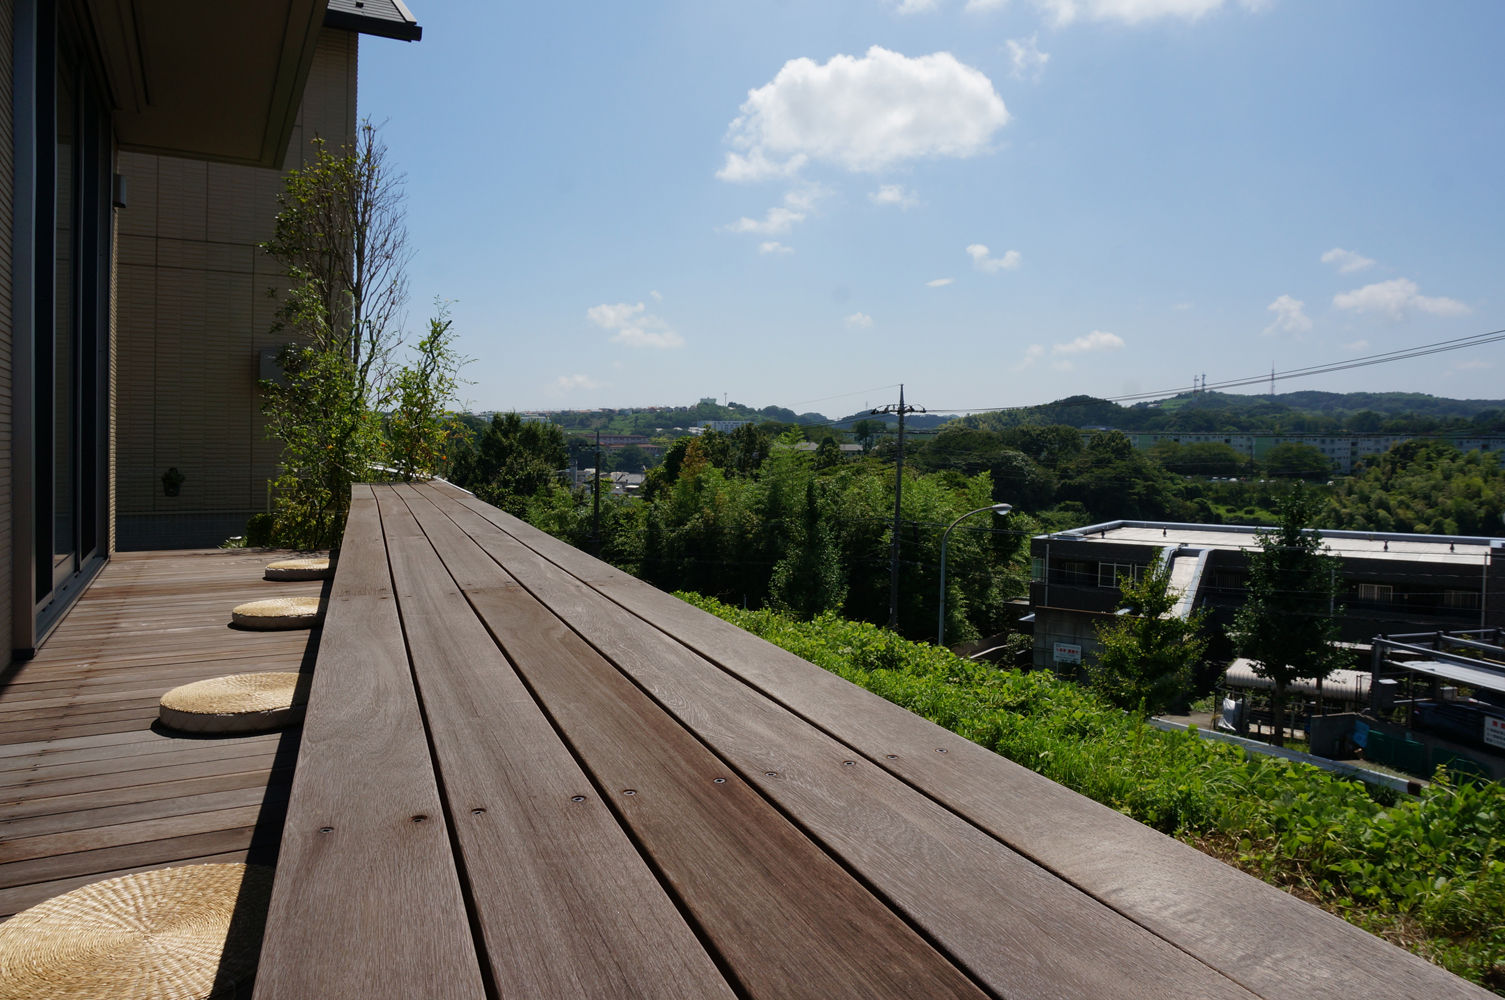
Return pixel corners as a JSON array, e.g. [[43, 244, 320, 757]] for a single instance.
[[961, 391, 1505, 435]]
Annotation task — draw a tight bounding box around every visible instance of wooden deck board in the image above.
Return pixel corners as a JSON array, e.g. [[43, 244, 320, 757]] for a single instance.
[[423, 480, 1497, 1000], [376, 487, 738, 1000], [418, 486, 1258, 1000], [0, 548, 314, 921], [395, 485, 986, 1000], [252, 488, 485, 1000]]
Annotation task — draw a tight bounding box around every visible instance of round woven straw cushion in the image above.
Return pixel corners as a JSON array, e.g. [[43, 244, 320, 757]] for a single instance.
[[159, 672, 307, 734], [0, 863, 273, 1000], [229, 596, 322, 630], [262, 557, 332, 581]]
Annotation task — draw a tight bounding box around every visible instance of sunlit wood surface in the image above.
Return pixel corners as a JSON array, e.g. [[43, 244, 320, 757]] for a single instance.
[[0, 548, 319, 920]]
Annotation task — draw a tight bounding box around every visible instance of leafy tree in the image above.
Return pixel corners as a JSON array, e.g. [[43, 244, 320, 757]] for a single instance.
[[261, 121, 409, 548], [449, 413, 568, 516], [1090, 558, 1208, 715], [813, 437, 842, 470], [1261, 441, 1332, 479], [613, 444, 649, 473], [1232, 485, 1345, 746], [850, 418, 883, 451], [386, 306, 468, 481], [768, 480, 846, 617]]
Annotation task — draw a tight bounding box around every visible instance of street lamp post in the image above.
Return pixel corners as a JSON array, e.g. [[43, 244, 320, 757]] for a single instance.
[[937, 503, 1012, 648]]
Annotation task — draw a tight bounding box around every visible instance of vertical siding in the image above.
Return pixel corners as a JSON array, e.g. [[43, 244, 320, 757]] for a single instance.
[[1, 6, 16, 665], [112, 28, 360, 549]]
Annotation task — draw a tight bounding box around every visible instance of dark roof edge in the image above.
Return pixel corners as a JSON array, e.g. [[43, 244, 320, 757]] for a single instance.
[[324, 0, 422, 42]]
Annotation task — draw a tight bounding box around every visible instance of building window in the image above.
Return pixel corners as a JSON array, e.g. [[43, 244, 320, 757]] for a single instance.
[[1444, 590, 1481, 611], [1030, 557, 1045, 583], [1099, 563, 1143, 588], [1358, 583, 1394, 603]]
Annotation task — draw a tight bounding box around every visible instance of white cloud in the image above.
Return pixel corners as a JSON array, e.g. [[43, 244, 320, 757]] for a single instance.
[[759, 241, 794, 254], [870, 184, 919, 208], [586, 301, 686, 349], [1053, 330, 1125, 354], [1343, 339, 1370, 351], [965, 0, 1008, 10], [1262, 294, 1312, 336], [1032, 0, 1262, 26], [551, 373, 603, 393], [926, 277, 955, 287], [894, 0, 939, 12], [845, 312, 875, 328], [1332, 278, 1470, 320], [649, 289, 663, 301], [718, 46, 1008, 181], [1456, 359, 1493, 371], [1012, 344, 1046, 371], [967, 243, 1022, 272], [1006, 35, 1050, 82], [1321, 247, 1375, 274], [1172, 301, 1193, 311], [724, 187, 824, 236]]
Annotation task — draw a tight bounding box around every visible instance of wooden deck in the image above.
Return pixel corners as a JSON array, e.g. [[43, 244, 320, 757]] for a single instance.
[[249, 482, 1491, 1000], [0, 548, 321, 920]]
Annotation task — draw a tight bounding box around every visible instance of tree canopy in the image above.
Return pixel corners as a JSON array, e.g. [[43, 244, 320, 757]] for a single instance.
[[1232, 485, 1345, 745]]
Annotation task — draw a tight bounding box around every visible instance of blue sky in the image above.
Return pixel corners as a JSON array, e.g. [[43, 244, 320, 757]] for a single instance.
[[358, 1, 1503, 417]]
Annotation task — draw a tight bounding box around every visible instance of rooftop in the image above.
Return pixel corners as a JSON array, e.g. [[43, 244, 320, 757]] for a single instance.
[[1044, 520, 1503, 565]]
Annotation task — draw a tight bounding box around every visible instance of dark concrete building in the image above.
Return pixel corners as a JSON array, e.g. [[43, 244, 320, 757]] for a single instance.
[[1029, 520, 1505, 672]]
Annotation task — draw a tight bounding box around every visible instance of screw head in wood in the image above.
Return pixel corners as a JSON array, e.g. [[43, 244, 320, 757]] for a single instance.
[[571, 795, 586, 802]]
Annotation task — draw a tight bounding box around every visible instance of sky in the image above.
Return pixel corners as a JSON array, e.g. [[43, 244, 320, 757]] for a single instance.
[[357, 1, 1504, 418]]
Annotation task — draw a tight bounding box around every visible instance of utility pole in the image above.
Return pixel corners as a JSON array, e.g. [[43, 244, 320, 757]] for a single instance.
[[873, 384, 925, 630], [592, 429, 603, 557]]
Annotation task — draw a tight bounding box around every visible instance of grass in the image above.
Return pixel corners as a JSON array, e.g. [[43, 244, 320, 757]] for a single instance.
[[681, 594, 1505, 994]]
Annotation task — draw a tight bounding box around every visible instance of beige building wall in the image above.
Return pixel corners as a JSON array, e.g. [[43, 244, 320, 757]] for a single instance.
[[0, 7, 15, 668], [114, 28, 358, 549]]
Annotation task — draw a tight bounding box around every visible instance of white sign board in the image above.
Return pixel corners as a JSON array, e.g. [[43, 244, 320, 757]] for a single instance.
[[1053, 642, 1082, 664], [1485, 715, 1505, 751]]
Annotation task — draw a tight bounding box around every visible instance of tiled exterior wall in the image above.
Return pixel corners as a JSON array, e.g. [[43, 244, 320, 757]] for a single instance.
[[114, 28, 358, 549], [1, 7, 15, 666]]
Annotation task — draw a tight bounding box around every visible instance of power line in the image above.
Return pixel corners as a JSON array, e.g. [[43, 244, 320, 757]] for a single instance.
[[933, 326, 1505, 414], [791, 383, 901, 408]]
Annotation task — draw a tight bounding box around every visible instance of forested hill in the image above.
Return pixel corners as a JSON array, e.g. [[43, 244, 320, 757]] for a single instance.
[[959, 391, 1505, 435]]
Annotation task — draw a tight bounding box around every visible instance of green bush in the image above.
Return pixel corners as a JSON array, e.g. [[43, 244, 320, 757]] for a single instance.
[[682, 594, 1505, 993]]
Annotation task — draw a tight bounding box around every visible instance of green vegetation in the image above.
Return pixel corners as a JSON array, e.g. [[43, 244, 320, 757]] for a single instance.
[[1329, 439, 1505, 536], [260, 123, 463, 548], [684, 595, 1505, 992], [963, 390, 1505, 436], [1234, 485, 1346, 746], [1090, 558, 1208, 715]]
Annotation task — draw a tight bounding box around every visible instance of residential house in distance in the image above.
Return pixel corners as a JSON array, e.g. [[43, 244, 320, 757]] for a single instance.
[[3, 0, 418, 663], [1030, 520, 1505, 672]]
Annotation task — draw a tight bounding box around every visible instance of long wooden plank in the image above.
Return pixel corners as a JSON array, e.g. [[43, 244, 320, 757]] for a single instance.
[[375, 487, 735, 1000], [2, 780, 284, 840], [0, 744, 280, 790], [437, 483, 1498, 1000], [252, 487, 484, 1000], [0, 753, 283, 803], [0, 797, 283, 864], [0, 824, 277, 889], [393, 486, 985, 1000], [420, 487, 1258, 1000], [0, 850, 256, 920], [1, 765, 290, 822]]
